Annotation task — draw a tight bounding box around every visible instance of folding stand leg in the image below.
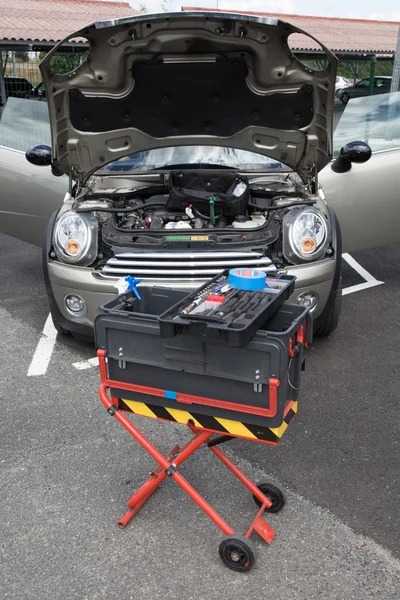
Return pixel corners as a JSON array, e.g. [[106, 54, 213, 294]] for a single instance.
[[100, 383, 279, 573], [119, 440, 195, 527], [99, 385, 235, 535], [119, 450, 178, 528], [208, 444, 276, 544]]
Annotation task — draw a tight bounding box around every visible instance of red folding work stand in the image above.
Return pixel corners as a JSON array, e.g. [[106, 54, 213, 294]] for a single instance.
[[98, 349, 286, 572]]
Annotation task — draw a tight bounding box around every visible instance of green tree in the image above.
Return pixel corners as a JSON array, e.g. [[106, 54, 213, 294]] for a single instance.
[[15, 51, 29, 63], [37, 51, 88, 74]]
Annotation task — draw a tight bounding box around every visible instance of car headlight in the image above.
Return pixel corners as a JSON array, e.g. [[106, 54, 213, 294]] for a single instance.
[[53, 211, 98, 266], [283, 207, 330, 264]]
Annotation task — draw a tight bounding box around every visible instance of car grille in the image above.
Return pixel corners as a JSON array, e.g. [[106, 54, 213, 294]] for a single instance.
[[94, 251, 276, 287]]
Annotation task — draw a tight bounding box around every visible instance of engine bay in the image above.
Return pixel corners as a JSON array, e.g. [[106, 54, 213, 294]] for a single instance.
[[81, 171, 313, 234]]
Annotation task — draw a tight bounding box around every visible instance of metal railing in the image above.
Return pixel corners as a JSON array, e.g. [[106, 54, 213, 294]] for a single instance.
[[0, 48, 87, 112]]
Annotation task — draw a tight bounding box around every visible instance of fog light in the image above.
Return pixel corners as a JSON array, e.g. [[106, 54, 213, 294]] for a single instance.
[[296, 291, 318, 311], [65, 294, 86, 317]]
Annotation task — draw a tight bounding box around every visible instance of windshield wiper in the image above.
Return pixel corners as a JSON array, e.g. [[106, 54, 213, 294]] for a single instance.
[[149, 163, 235, 171]]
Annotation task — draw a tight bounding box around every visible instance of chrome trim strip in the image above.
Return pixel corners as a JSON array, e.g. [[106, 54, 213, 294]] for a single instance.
[[98, 265, 276, 276], [106, 257, 272, 268], [112, 251, 265, 259]]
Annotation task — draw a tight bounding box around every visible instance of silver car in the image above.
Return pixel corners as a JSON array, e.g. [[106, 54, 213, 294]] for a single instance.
[[0, 12, 399, 342]]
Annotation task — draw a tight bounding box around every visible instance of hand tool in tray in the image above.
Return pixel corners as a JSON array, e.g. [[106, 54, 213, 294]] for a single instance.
[[158, 268, 296, 346]]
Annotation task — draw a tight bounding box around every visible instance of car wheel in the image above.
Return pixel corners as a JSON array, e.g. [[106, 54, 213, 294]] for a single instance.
[[71, 332, 95, 345], [341, 92, 349, 105], [49, 307, 70, 336], [314, 276, 342, 337]]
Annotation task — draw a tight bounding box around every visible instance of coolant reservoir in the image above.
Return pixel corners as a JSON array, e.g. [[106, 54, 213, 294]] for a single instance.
[[232, 215, 264, 229], [250, 213, 266, 227]]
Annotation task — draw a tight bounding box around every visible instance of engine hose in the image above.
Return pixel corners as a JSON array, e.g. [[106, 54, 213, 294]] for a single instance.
[[192, 206, 210, 220], [191, 205, 224, 222], [248, 200, 316, 211], [76, 201, 166, 213]]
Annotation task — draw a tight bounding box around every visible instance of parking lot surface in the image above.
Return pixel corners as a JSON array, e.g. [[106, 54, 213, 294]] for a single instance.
[[1, 232, 399, 599]]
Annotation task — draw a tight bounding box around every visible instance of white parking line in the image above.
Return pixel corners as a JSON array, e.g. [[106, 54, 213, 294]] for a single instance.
[[72, 357, 99, 370], [27, 313, 58, 376], [342, 253, 384, 296]]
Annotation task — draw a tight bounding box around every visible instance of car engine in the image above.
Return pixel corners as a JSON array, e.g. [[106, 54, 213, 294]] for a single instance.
[[84, 171, 309, 233]]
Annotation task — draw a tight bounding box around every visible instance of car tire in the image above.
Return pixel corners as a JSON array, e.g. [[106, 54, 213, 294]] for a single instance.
[[71, 332, 95, 345], [49, 306, 70, 336], [341, 92, 349, 105], [314, 276, 342, 337]]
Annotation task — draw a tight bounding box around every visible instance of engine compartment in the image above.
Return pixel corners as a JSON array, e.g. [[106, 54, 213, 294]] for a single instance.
[[82, 171, 311, 234], [115, 196, 270, 231]]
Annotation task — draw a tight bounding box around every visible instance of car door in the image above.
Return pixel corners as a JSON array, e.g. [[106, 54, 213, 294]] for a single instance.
[[320, 91, 400, 253], [351, 78, 369, 99], [375, 78, 391, 96], [0, 97, 67, 246]]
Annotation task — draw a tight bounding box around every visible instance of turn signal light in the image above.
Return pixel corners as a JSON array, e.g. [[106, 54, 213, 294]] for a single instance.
[[302, 238, 316, 253], [66, 240, 80, 255]]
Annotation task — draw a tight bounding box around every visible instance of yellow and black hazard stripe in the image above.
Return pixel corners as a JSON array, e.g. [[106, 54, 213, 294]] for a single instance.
[[117, 398, 298, 445]]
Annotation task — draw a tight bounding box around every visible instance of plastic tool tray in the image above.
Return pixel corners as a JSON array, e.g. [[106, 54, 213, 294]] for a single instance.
[[158, 270, 296, 347], [96, 287, 312, 432]]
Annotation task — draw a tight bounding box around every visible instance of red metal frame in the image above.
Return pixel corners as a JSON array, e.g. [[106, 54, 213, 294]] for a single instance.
[[97, 349, 280, 419], [98, 382, 277, 546]]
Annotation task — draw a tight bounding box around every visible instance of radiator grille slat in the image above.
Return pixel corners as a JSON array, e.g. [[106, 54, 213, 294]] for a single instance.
[[97, 251, 275, 283]]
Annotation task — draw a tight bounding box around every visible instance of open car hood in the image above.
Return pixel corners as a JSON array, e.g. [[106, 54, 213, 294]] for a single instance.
[[40, 11, 337, 184]]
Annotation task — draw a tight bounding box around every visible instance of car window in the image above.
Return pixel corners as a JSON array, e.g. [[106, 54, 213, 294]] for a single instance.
[[333, 91, 400, 155], [95, 146, 292, 175], [6, 77, 31, 86], [356, 79, 369, 87], [0, 97, 51, 152]]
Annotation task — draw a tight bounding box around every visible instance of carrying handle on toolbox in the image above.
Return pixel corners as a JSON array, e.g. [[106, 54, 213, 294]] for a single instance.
[[288, 324, 307, 358], [97, 349, 280, 419]]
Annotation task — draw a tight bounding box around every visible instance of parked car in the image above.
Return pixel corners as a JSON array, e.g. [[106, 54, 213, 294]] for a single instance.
[[0, 76, 34, 104], [31, 81, 46, 99], [1, 12, 399, 343], [335, 75, 351, 97], [339, 76, 392, 105]]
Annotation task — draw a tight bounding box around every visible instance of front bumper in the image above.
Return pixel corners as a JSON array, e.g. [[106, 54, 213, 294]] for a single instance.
[[47, 257, 337, 335]]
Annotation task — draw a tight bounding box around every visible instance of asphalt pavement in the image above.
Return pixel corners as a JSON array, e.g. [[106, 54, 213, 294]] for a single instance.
[[1, 232, 399, 600]]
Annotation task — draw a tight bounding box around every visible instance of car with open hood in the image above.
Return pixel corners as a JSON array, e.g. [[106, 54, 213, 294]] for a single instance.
[[1, 11, 399, 342]]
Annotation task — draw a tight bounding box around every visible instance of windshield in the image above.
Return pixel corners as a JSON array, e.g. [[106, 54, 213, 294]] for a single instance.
[[95, 146, 291, 175], [334, 91, 400, 155]]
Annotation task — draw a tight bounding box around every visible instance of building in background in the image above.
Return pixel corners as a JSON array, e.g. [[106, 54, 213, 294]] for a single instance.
[[0, 0, 136, 110]]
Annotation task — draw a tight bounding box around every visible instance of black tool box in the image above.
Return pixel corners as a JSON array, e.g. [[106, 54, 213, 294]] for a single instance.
[[158, 270, 296, 347], [96, 287, 312, 432]]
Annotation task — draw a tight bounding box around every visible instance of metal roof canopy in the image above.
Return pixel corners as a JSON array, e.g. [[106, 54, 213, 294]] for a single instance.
[[296, 50, 394, 61], [0, 40, 89, 51], [181, 7, 398, 60]]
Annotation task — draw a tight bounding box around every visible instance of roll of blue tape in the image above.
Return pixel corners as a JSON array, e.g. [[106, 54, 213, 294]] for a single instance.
[[228, 268, 267, 291]]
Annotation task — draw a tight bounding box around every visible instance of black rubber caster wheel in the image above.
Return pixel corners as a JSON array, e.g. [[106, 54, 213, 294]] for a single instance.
[[253, 482, 285, 513], [218, 534, 256, 572]]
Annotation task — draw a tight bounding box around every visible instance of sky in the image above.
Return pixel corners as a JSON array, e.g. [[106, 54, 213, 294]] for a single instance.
[[116, 0, 400, 21]]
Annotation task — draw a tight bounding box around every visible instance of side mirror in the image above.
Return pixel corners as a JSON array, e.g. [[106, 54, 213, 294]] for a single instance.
[[26, 144, 52, 166], [331, 141, 372, 173], [25, 144, 64, 177]]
